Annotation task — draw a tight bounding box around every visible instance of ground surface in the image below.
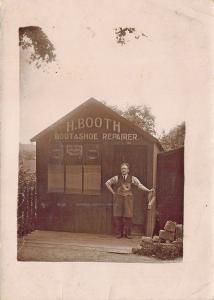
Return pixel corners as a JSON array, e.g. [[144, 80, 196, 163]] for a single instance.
[[17, 230, 181, 263]]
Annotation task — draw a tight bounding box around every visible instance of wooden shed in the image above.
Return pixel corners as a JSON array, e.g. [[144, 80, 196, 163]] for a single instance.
[[156, 147, 184, 230], [31, 98, 163, 235]]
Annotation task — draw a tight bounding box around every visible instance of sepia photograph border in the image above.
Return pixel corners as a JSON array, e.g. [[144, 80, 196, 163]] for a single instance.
[[1, 1, 214, 299]]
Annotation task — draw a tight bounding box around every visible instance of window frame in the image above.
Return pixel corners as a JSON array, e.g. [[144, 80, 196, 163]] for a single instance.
[[47, 142, 102, 195]]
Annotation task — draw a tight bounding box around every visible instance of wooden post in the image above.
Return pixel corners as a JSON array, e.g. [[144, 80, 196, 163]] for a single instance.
[[18, 192, 25, 237], [31, 187, 36, 231], [29, 188, 33, 233], [34, 189, 38, 229], [24, 188, 29, 234], [146, 192, 156, 237]]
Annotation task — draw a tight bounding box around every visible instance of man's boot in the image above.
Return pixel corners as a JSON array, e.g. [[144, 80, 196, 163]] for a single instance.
[[116, 234, 123, 239], [123, 217, 132, 239], [114, 217, 123, 238]]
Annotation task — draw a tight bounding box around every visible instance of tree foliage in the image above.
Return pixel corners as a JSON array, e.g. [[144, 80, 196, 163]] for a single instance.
[[104, 102, 156, 136], [18, 163, 36, 194], [115, 27, 136, 45], [105, 101, 185, 150], [122, 105, 156, 135], [19, 26, 56, 68], [160, 122, 185, 151], [114, 27, 148, 45]]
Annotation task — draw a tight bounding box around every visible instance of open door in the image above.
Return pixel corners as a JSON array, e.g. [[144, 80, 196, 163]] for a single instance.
[[113, 145, 148, 235]]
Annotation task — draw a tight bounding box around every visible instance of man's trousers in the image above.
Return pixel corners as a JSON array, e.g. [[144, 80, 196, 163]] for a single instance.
[[113, 194, 134, 235], [114, 216, 132, 236]]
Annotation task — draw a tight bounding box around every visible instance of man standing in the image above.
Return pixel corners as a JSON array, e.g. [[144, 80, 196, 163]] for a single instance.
[[105, 162, 154, 238]]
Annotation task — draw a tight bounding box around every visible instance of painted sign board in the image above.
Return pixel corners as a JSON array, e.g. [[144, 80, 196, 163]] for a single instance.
[[54, 117, 140, 141], [66, 144, 83, 156], [66, 117, 121, 132]]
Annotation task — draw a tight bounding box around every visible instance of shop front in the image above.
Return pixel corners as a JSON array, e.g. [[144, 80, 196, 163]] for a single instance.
[[31, 98, 162, 235]]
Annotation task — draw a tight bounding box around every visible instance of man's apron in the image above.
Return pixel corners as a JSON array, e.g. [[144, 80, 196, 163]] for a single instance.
[[113, 175, 134, 218]]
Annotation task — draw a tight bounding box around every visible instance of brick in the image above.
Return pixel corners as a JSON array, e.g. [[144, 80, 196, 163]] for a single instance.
[[164, 221, 177, 233], [176, 238, 183, 243], [141, 236, 153, 243], [175, 224, 183, 239], [140, 244, 155, 256], [172, 239, 183, 256], [132, 247, 141, 254], [153, 235, 160, 243], [140, 240, 154, 247], [159, 229, 175, 242], [155, 243, 180, 259]]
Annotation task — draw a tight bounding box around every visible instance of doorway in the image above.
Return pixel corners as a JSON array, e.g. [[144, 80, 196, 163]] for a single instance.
[[113, 145, 148, 234]]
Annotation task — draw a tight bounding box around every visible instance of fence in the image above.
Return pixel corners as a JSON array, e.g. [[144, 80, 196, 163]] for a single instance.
[[17, 187, 38, 237]]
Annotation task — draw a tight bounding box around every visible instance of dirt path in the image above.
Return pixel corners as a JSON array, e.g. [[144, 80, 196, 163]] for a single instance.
[[17, 231, 181, 263]]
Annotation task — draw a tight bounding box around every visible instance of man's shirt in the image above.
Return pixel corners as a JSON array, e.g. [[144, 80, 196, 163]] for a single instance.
[[105, 175, 147, 191]]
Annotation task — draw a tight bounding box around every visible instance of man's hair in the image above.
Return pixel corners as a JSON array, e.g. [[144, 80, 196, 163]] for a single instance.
[[120, 162, 130, 169]]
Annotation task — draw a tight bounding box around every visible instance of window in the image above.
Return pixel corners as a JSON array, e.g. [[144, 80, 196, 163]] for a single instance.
[[48, 141, 64, 192], [83, 144, 101, 194], [65, 144, 83, 194], [48, 142, 101, 195]]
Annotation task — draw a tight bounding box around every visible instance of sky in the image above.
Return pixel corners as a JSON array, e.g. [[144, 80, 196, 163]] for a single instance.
[[19, 0, 214, 143]]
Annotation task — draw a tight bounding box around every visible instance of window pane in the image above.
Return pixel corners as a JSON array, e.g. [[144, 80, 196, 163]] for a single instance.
[[48, 164, 64, 192], [65, 144, 83, 164], [83, 144, 101, 194], [83, 165, 101, 194], [84, 144, 101, 165], [65, 165, 82, 194], [48, 141, 64, 192], [65, 144, 83, 194]]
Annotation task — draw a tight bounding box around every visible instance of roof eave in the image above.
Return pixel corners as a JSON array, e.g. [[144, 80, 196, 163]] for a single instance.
[[31, 97, 164, 150]]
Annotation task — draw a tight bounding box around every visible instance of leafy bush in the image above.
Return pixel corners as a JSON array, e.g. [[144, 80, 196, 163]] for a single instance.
[[18, 163, 36, 194]]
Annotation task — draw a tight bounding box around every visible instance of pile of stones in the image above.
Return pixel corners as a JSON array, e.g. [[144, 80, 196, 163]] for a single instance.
[[132, 221, 183, 260]]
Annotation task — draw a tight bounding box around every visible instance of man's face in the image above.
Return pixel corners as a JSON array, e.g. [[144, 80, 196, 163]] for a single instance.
[[121, 165, 129, 176]]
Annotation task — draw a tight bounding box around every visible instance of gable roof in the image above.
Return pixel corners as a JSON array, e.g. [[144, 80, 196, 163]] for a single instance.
[[31, 97, 163, 150]]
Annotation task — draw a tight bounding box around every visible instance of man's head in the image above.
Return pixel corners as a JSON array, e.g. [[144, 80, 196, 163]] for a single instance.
[[120, 162, 130, 176]]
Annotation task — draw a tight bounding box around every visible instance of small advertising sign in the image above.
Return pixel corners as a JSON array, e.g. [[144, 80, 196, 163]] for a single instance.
[[66, 144, 83, 156]]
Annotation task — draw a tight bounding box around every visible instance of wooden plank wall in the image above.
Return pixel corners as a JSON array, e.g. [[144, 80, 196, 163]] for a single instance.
[[36, 140, 114, 234], [156, 147, 184, 228], [36, 133, 157, 234]]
